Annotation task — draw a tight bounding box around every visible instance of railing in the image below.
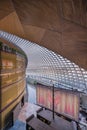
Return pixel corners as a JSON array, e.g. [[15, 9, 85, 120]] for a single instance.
[[27, 75, 85, 93], [79, 121, 87, 130]]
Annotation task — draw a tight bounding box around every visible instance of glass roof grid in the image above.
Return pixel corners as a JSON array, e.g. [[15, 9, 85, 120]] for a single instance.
[[0, 30, 87, 93], [79, 67, 87, 92], [51, 57, 70, 88], [51, 53, 72, 87], [48, 53, 62, 80]]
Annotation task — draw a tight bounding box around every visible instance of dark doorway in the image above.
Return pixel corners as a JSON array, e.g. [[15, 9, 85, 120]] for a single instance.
[[4, 112, 13, 130], [21, 96, 24, 107]]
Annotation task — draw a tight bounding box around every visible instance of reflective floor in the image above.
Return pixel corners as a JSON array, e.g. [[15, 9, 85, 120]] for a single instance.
[[9, 102, 41, 130], [18, 103, 41, 123], [9, 120, 26, 130]]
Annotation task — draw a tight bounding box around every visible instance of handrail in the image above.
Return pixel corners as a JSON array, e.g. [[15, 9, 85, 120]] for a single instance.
[[27, 75, 85, 93]]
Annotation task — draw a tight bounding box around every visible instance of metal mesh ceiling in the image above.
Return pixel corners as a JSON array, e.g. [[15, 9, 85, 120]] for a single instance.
[[0, 30, 87, 93]]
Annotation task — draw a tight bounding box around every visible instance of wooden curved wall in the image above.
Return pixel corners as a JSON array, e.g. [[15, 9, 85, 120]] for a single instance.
[[0, 0, 87, 70], [0, 38, 27, 129]]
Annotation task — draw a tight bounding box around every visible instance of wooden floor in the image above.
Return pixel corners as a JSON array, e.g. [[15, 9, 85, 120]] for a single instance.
[[0, 0, 87, 69]]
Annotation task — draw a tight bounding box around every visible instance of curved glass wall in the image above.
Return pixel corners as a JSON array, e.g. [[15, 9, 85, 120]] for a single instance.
[[0, 30, 87, 93]]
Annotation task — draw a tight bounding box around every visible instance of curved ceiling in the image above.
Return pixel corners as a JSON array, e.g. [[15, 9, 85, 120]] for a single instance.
[[0, 30, 87, 93], [0, 0, 87, 70]]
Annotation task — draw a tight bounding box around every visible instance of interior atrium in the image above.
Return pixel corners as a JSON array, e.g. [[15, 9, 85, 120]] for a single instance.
[[0, 0, 87, 130]]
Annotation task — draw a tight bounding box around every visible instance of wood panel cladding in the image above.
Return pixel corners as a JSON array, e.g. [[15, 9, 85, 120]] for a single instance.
[[62, 0, 87, 27], [0, 0, 87, 70], [12, 0, 61, 31], [0, 12, 25, 38], [0, 0, 14, 20]]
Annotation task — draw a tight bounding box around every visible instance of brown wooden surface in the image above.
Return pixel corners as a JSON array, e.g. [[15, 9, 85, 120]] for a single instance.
[[62, 0, 87, 27], [0, 11, 25, 38], [0, 0, 87, 69], [0, 0, 14, 20], [27, 116, 55, 130], [37, 109, 53, 122]]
